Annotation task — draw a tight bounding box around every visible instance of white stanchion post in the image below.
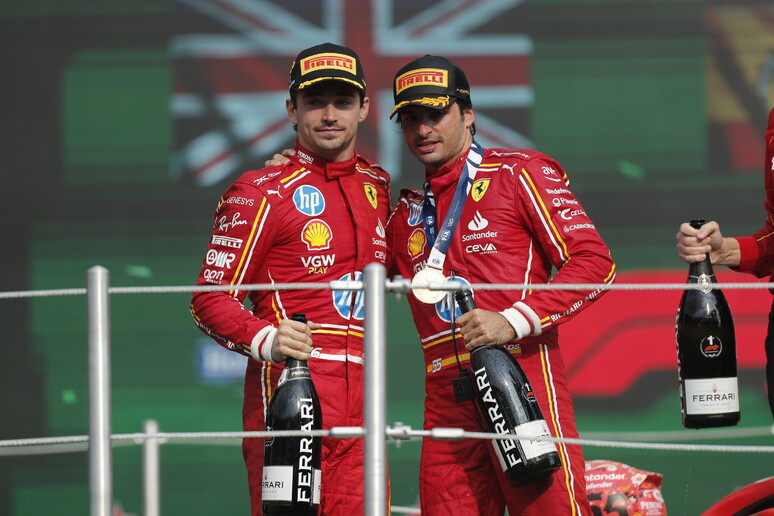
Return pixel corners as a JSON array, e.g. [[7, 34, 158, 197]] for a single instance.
[[143, 420, 160, 516], [363, 263, 387, 516], [88, 266, 112, 516]]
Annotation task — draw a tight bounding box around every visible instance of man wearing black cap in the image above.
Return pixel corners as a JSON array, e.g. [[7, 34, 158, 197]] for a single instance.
[[190, 42, 391, 515], [385, 55, 616, 516]]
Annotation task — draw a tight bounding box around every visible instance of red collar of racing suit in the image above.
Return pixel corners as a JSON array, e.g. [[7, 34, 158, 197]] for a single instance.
[[425, 146, 472, 194], [292, 141, 358, 179]]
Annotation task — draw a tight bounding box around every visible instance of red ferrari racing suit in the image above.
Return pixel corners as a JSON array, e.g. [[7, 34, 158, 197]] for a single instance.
[[191, 142, 391, 516], [735, 106, 774, 277], [735, 107, 774, 418], [386, 146, 616, 516]]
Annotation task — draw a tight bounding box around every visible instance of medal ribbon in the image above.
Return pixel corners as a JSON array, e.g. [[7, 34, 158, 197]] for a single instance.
[[422, 140, 484, 270]]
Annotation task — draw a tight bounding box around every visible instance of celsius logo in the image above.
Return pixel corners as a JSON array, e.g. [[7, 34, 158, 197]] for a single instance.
[[293, 185, 325, 216], [468, 211, 489, 231]]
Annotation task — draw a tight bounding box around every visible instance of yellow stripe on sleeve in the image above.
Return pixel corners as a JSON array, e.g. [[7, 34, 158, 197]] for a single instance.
[[520, 168, 570, 260]]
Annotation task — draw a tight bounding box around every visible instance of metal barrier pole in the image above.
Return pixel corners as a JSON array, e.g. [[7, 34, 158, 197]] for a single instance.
[[143, 420, 161, 516], [363, 263, 387, 516], [88, 266, 112, 516]]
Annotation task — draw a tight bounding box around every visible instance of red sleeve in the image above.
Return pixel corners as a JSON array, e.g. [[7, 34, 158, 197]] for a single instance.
[[190, 177, 276, 357], [515, 156, 617, 329], [736, 106, 774, 278]]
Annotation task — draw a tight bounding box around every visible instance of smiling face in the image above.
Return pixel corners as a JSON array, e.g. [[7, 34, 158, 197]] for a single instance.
[[287, 82, 369, 162], [397, 102, 475, 171]]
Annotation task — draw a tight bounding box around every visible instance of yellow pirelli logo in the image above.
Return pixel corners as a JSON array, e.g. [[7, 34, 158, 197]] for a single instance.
[[300, 53, 356, 75], [395, 68, 448, 94]]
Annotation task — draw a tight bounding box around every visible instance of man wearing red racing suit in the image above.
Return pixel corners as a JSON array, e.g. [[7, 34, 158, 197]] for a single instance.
[[677, 106, 774, 417], [386, 55, 616, 516], [190, 43, 391, 515]]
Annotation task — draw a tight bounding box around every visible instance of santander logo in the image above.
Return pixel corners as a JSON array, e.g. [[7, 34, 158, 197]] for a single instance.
[[468, 211, 489, 231]]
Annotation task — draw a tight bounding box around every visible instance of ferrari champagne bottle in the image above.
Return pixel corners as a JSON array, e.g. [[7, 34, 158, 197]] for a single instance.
[[262, 314, 323, 515], [455, 290, 562, 486], [675, 219, 740, 429]]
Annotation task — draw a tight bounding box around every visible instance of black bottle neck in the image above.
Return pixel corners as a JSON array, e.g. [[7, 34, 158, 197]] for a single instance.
[[688, 256, 716, 283], [285, 358, 309, 369]]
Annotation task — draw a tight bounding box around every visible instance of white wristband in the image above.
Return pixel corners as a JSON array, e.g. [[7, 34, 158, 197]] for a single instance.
[[251, 327, 278, 363], [500, 302, 541, 340]]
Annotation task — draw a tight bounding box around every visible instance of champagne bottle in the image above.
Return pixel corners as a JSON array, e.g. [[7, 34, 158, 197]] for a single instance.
[[675, 219, 740, 429], [455, 290, 562, 486], [262, 313, 323, 515]]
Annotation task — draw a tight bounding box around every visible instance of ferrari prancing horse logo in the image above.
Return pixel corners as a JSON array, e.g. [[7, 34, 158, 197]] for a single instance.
[[364, 183, 378, 209], [471, 179, 490, 202]]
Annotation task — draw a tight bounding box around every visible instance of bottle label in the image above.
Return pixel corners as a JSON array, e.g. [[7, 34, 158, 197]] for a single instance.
[[313, 468, 321, 504], [697, 273, 712, 293], [684, 377, 739, 414], [513, 419, 558, 460], [262, 465, 293, 501]]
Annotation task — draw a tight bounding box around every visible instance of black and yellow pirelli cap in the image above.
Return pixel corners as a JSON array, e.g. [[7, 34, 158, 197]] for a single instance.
[[390, 55, 471, 118], [289, 42, 366, 94]]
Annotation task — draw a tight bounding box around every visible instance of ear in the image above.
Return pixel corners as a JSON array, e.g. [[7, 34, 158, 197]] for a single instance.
[[463, 106, 475, 131], [358, 96, 370, 123], [286, 98, 297, 125]]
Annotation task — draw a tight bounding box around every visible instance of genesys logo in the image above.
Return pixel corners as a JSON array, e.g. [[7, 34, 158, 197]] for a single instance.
[[221, 196, 254, 206]]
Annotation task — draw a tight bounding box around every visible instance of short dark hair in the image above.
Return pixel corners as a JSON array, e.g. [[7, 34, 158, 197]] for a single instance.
[[456, 99, 476, 136]]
